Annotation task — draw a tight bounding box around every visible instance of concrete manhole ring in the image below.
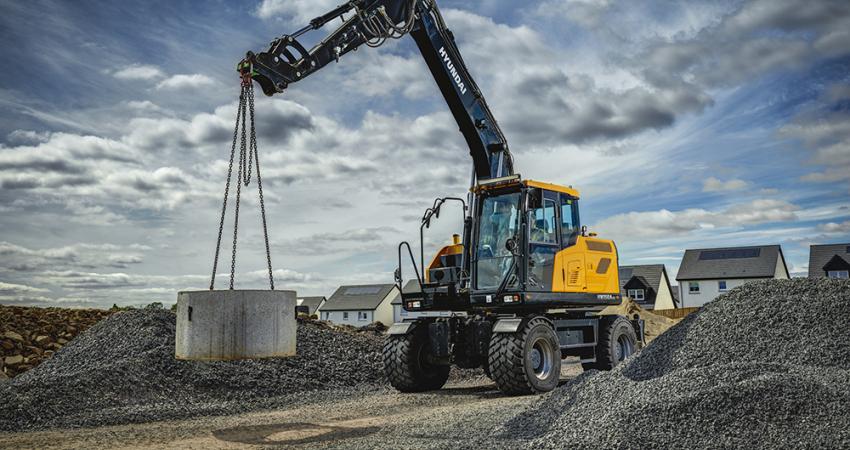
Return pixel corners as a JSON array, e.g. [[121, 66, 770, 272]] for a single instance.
[[213, 422, 380, 446]]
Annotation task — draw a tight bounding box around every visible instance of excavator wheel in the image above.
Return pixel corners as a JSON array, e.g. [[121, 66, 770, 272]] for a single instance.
[[488, 317, 561, 395], [383, 323, 450, 392], [582, 315, 637, 371]]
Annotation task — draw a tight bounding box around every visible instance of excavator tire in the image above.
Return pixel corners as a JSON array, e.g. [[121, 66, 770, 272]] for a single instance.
[[582, 315, 637, 371], [488, 317, 561, 395], [383, 323, 450, 392]]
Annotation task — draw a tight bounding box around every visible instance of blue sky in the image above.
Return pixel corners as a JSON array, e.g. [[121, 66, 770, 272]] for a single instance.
[[0, 0, 848, 307]]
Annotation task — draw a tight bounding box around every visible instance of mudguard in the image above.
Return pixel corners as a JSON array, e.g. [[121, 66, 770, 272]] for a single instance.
[[492, 318, 524, 333], [387, 322, 414, 335]]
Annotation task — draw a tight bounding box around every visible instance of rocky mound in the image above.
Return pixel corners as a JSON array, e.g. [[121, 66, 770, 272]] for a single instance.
[[0, 306, 112, 378], [503, 278, 850, 448], [0, 309, 386, 431]]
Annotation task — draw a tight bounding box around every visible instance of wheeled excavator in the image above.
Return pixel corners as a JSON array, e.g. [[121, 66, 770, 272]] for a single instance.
[[241, 0, 643, 395]]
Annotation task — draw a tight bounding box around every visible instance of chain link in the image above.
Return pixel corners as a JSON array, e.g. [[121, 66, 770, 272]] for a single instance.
[[210, 88, 244, 290], [210, 77, 276, 290]]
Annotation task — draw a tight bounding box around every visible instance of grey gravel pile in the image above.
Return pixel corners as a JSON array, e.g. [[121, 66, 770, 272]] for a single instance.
[[0, 309, 387, 431], [503, 278, 850, 448]]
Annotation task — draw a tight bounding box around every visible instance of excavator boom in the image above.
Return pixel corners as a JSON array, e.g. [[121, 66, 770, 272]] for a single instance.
[[244, 0, 513, 181]]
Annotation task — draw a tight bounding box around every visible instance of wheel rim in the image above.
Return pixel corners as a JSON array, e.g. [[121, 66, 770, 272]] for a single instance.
[[415, 341, 434, 373], [530, 337, 554, 380], [617, 335, 634, 362]]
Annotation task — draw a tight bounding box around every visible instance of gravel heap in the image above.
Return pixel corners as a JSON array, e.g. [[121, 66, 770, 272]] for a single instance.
[[0, 309, 387, 431], [503, 278, 850, 448]]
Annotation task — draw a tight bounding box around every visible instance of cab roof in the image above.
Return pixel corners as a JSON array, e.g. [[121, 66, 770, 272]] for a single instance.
[[473, 175, 580, 198]]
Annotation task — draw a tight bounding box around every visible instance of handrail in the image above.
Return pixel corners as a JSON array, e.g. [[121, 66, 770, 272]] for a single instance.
[[419, 196, 466, 279], [395, 241, 428, 303]]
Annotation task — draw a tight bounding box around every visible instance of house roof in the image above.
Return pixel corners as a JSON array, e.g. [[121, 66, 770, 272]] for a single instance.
[[297, 296, 326, 314], [321, 284, 396, 311], [676, 245, 787, 281], [392, 280, 422, 305], [619, 264, 666, 294], [624, 276, 651, 290], [808, 243, 850, 278]]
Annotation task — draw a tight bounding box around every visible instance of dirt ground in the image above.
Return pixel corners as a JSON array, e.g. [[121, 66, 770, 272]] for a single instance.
[[0, 364, 582, 449]]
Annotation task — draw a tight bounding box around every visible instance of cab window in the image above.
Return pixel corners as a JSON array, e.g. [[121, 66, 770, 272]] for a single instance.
[[530, 198, 557, 244], [560, 195, 579, 247]]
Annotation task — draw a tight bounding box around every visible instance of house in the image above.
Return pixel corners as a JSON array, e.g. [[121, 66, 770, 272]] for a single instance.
[[808, 243, 850, 279], [319, 284, 398, 327], [676, 245, 789, 307], [391, 280, 453, 322], [618, 264, 677, 310], [296, 296, 326, 315]]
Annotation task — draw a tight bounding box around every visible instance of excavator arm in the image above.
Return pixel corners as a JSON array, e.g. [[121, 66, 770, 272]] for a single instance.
[[243, 0, 514, 181]]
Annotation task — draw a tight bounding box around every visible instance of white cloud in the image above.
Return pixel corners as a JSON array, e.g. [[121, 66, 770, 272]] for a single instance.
[[6, 129, 51, 145], [702, 177, 749, 192], [113, 64, 164, 81], [254, 0, 339, 22], [594, 199, 800, 240], [125, 100, 163, 112], [781, 82, 850, 189], [817, 221, 850, 234], [0, 282, 49, 295], [156, 74, 216, 90], [440, 9, 712, 146], [0, 241, 147, 272]]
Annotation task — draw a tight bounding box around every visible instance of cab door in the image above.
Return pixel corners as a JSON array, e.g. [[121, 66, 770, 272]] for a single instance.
[[526, 190, 559, 291], [553, 194, 585, 292]]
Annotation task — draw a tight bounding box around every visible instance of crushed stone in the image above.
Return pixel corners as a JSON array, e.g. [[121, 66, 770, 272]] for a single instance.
[[502, 278, 850, 449]]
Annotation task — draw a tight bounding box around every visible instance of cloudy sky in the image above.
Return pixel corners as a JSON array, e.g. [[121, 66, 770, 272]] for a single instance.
[[1, 0, 849, 308]]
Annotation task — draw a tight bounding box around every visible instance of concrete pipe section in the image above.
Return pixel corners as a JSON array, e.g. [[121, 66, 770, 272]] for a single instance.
[[175, 290, 297, 360]]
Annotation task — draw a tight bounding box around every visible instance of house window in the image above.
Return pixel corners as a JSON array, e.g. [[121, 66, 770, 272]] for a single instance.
[[358, 311, 369, 321], [688, 282, 700, 293], [828, 270, 849, 279], [343, 312, 349, 320], [627, 289, 645, 302], [718, 280, 727, 291]]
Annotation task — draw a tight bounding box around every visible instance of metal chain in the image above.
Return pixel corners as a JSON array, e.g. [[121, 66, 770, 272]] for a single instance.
[[209, 76, 275, 290], [248, 85, 276, 290], [210, 87, 245, 290], [229, 93, 246, 290]]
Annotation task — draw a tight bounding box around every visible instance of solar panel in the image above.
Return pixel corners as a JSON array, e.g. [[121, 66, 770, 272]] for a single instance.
[[698, 248, 761, 260], [344, 286, 382, 295]]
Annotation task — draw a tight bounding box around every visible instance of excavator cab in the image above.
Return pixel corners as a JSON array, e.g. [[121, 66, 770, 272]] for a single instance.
[[400, 175, 621, 314]]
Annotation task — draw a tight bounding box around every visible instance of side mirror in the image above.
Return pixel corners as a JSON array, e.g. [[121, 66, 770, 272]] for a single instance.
[[394, 267, 402, 283], [581, 225, 588, 236], [505, 237, 519, 255]]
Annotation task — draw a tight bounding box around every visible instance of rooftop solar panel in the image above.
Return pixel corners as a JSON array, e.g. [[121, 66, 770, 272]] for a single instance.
[[698, 248, 761, 260], [344, 286, 383, 295]]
